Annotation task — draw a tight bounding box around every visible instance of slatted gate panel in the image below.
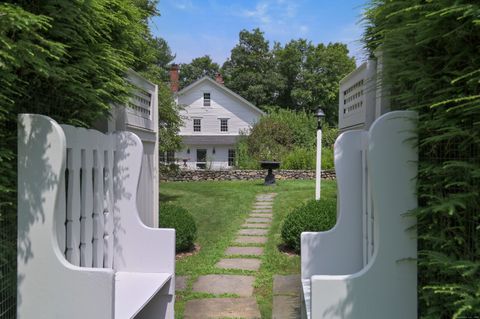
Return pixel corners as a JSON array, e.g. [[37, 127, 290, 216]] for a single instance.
[[362, 145, 375, 267], [60, 125, 115, 269]]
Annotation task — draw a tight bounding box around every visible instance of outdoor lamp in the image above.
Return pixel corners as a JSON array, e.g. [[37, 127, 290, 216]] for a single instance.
[[315, 108, 326, 130], [314, 107, 325, 200], [212, 147, 216, 154]]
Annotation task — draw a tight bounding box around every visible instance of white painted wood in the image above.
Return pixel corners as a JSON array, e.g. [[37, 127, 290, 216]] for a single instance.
[[18, 114, 115, 319], [80, 147, 93, 267], [17, 114, 175, 318], [338, 60, 381, 133], [302, 130, 366, 279], [301, 111, 418, 319], [113, 131, 176, 274], [114, 272, 172, 319], [102, 70, 159, 228], [315, 129, 322, 200], [175, 77, 263, 170], [103, 149, 115, 268], [65, 145, 81, 266]]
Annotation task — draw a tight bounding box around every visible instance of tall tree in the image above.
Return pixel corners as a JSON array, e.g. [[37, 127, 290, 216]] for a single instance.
[[222, 28, 285, 107], [275, 41, 356, 125], [179, 55, 220, 89]]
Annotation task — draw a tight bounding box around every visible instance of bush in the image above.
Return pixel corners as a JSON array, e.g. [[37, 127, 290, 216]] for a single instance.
[[281, 147, 334, 170], [321, 147, 334, 170], [281, 199, 336, 253], [282, 147, 315, 170], [159, 204, 197, 253]]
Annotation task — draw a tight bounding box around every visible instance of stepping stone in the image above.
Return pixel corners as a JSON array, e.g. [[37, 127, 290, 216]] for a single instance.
[[238, 228, 268, 236], [250, 213, 273, 218], [246, 217, 271, 223], [225, 246, 264, 256], [252, 209, 273, 213], [253, 204, 273, 209], [216, 258, 261, 271], [273, 275, 301, 296], [242, 223, 270, 229], [184, 297, 260, 319], [176, 275, 187, 291], [272, 295, 301, 319], [235, 236, 267, 244], [192, 275, 254, 296]]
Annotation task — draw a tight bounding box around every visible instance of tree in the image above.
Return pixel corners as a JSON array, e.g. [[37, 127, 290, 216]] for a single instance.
[[179, 55, 219, 89], [274, 40, 356, 125], [222, 29, 285, 107]]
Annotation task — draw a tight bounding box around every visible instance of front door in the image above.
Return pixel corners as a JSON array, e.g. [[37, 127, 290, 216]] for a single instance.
[[196, 149, 207, 169]]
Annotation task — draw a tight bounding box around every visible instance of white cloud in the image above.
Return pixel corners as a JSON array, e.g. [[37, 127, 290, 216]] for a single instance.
[[170, 0, 195, 11], [299, 25, 309, 35], [238, 0, 302, 35]]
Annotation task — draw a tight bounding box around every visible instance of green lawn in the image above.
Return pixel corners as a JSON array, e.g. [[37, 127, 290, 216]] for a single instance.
[[160, 179, 337, 319]]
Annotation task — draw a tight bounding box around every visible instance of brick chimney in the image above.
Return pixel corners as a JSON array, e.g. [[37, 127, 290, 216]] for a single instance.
[[215, 72, 224, 85], [169, 64, 179, 93]]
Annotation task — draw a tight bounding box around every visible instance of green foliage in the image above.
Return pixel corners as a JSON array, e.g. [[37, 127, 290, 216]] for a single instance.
[[179, 55, 220, 89], [281, 199, 337, 253], [0, 0, 181, 312], [159, 204, 197, 253], [222, 29, 284, 107], [363, 1, 480, 317], [321, 147, 334, 170], [282, 148, 315, 170], [274, 41, 356, 125], [236, 135, 260, 169], [246, 115, 294, 161], [235, 109, 337, 169], [220, 30, 355, 125]]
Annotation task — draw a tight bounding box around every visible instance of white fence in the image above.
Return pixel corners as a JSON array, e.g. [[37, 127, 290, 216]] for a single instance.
[[96, 70, 159, 227], [338, 52, 390, 132]]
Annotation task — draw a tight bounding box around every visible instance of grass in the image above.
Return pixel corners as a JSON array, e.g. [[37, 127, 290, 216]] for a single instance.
[[160, 179, 337, 318]]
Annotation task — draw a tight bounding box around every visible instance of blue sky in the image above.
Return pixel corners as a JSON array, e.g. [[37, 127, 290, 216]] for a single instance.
[[150, 0, 367, 66]]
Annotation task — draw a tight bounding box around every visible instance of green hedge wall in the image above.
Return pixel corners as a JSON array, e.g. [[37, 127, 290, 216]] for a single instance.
[[363, 1, 480, 317]]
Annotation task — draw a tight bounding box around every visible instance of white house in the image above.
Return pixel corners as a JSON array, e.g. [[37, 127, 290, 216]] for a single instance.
[[168, 68, 264, 170]]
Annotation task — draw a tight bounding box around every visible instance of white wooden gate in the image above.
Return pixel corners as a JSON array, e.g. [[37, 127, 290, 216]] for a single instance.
[[95, 70, 159, 227]]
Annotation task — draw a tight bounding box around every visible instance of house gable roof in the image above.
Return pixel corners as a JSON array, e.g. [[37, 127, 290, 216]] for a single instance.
[[176, 76, 265, 115]]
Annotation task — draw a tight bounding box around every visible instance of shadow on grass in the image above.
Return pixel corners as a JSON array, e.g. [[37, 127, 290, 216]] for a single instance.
[[159, 192, 181, 202]]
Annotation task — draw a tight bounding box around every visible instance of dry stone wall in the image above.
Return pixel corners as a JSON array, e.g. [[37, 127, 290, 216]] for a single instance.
[[160, 169, 336, 182]]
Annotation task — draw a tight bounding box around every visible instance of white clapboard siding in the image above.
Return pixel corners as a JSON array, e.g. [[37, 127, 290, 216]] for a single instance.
[[178, 79, 263, 136]]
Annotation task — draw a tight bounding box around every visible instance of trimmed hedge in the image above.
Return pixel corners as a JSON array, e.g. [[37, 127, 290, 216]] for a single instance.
[[281, 199, 336, 253], [159, 204, 197, 253]]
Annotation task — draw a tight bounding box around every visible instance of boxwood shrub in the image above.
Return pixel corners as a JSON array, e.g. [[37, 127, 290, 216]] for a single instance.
[[159, 203, 197, 253], [281, 199, 337, 253]]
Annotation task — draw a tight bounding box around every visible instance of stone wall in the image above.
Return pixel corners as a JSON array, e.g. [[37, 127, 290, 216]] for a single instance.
[[160, 169, 336, 182]]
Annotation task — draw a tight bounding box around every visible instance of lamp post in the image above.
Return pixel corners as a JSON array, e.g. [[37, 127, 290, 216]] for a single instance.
[[315, 108, 325, 200]]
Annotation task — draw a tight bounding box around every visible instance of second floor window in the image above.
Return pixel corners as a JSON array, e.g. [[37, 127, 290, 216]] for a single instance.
[[193, 119, 201, 132], [220, 119, 228, 132], [203, 93, 211, 106]]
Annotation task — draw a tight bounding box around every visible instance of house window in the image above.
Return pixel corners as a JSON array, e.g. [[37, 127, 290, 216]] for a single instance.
[[203, 93, 211, 106], [220, 119, 228, 132], [193, 119, 201, 132], [228, 149, 236, 167], [160, 151, 175, 164]]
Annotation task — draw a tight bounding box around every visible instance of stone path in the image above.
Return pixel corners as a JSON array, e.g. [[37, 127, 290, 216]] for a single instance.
[[272, 275, 301, 319], [184, 193, 277, 319]]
